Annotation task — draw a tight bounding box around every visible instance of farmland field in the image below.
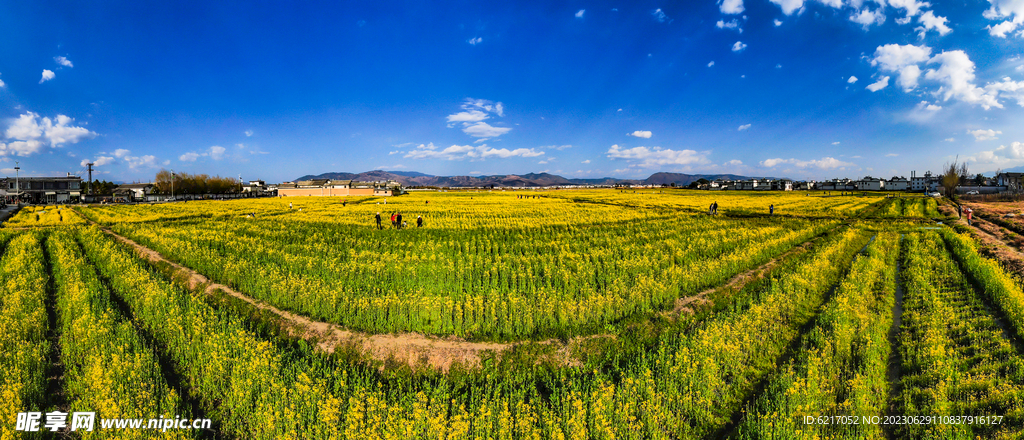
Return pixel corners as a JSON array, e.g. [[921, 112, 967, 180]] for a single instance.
[[3, 189, 1023, 439]]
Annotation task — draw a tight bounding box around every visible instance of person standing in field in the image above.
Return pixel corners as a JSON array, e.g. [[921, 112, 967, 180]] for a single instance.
[[391, 212, 397, 228], [396, 212, 403, 229], [770, 204, 774, 215], [289, 202, 293, 209], [965, 207, 973, 226], [709, 203, 714, 215], [417, 215, 423, 227], [375, 212, 382, 230]]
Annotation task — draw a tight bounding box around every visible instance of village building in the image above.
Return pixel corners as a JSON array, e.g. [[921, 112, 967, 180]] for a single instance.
[[1, 175, 83, 204]]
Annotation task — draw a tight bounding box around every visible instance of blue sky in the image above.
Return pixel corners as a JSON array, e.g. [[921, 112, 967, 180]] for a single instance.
[[1, 0, 1023, 182]]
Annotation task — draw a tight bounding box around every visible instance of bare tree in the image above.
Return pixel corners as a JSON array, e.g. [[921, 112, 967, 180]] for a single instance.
[[942, 156, 969, 199]]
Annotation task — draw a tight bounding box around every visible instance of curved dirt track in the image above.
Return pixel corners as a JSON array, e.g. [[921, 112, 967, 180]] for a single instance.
[[76, 211, 814, 372]]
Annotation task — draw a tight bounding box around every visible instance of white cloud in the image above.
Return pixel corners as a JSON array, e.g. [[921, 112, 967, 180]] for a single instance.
[[2, 112, 96, 157], [925, 50, 1002, 109], [179, 152, 201, 162], [652, 8, 671, 23], [112, 149, 129, 158], [945, 138, 956, 142], [0, 73, 4, 88], [245, 129, 253, 137], [871, 44, 931, 91], [896, 16, 913, 25], [575, 9, 585, 18], [209, 145, 226, 160], [886, 153, 900, 157], [889, 0, 930, 17], [969, 128, 1002, 141], [987, 20, 1021, 38], [708, 61, 715, 67], [178, 145, 228, 162], [54, 56, 73, 68], [917, 100, 942, 111], [759, 156, 855, 169], [404, 143, 542, 160], [832, 141, 841, 145], [916, 11, 952, 37], [738, 124, 751, 131], [446, 110, 489, 125], [973, 142, 1024, 165], [462, 121, 511, 138], [720, 0, 744, 14], [732, 41, 748, 52], [769, 0, 805, 16], [983, 0, 1024, 38], [468, 37, 483, 45], [628, 130, 653, 138], [774, 19, 783, 26], [850, 8, 886, 28], [125, 155, 159, 169], [848, 76, 858, 83], [985, 76, 1024, 107], [39, 70, 55, 83], [605, 144, 709, 167], [726, 159, 743, 165], [80, 156, 114, 167], [717, 19, 742, 32], [867, 76, 890, 92], [447, 99, 510, 138], [582, 159, 591, 164], [0, 140, 44, 157]]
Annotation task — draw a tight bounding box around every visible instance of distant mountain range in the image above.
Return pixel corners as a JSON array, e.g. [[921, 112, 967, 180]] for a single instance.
[[294, 170, 769, 188]]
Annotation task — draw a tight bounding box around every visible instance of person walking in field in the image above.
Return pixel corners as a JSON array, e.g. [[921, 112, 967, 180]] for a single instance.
[[713, 201, 719, 215], [709, 203, 714, 215], [417, 215, 423, 227], [375, 212, 383, 230], [396, 212, 403, 229], [965, 207, 973, 226], [391, 212, 397, 228]]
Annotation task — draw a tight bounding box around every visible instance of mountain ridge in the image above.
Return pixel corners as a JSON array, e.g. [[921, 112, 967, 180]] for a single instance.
[[294, 170, 772, 187]]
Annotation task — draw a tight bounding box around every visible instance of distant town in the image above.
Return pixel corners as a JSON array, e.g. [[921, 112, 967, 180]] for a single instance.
[[3, 169, 1023, 205]]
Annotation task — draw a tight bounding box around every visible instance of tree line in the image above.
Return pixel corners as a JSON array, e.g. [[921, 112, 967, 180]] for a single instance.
[[153, 170, 241, 195]]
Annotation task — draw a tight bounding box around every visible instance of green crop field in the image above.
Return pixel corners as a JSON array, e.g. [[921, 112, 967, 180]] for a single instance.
[[2, 190, 1020, 439]]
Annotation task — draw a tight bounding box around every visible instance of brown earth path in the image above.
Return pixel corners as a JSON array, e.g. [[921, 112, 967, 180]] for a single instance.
[[74, 210, 817, 372], [939, 202, 1024, 275]]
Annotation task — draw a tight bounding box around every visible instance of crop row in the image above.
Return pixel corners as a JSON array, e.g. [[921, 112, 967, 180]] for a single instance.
[[46, 229, 194, 439], [897, 231, 1024, 439], [736, 232, 898, 439], [113, 215, 834, 338]]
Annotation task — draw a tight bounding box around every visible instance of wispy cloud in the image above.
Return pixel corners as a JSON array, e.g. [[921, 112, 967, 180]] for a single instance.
[[652, 8, 672, 23], [575, 9, 585, 18], [738, 124, 751, 131], [404, 143, 542, 160], [732, 41, 747, 52], [606, 144, 709, 167], [969, 128, 1001, 141], [760, 157, 855, 169], [54, 56, 73, 68]]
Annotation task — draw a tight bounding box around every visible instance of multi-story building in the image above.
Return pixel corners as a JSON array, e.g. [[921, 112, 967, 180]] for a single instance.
[[1, 174, 83, 204]]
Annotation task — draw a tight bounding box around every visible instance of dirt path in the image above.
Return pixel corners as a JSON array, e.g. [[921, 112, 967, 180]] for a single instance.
[[81, 215, 816, 372], [939, 203, 1024, 276], [664, 235, 821, 319]]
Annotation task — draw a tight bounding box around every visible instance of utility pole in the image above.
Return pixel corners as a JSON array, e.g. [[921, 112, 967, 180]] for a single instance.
[[87, 162, 94, 196], [14, 161, 20, 206], [171, 171, 175, 202], [239, 173, 243, 196]]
